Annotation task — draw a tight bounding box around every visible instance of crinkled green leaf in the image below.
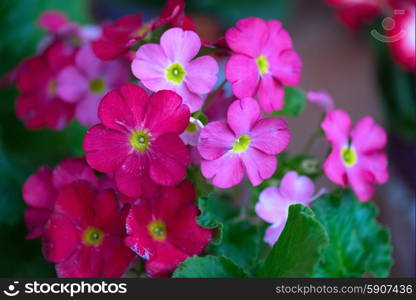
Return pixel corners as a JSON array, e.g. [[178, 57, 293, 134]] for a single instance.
[[262, 204, 329, 277], [173, 255, 247, 278], [209, 221, 265, 273], [197, 193, 238, 245], [312, 190, 393, 277]]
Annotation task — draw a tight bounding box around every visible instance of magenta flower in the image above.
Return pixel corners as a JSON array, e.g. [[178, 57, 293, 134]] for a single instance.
[[225, 17, 302, 113], [255, 171, 323, 246], [125, 180, 213, 278], [204, 89, 235, 122], [22, 158, 98, 239], [198, 98, 290, 188], [57, 45, 129, 126], [321, 109, 388, 202], [42, 181, 135, 277], [132, 27, 219, 112], [307, 90, 335, 113], [83, 84, 191, 198]]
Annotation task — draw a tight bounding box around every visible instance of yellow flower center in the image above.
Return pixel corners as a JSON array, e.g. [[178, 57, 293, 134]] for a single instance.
[[148, 220, 167, 241], [186, 122, 198, 133], [129, 130, 151, 153], [83, 227, 104, 246], [341, 146, 358, 167], [256, 55, 269, 75], [166, 63, 186, 84], [89, 78, 105, 94], [232, 135, 251, 153]]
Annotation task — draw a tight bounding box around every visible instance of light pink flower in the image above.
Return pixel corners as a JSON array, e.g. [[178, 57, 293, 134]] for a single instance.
[[321, 109, 389, 201], [57, 45, 129, 126], [198, 98, 290, 188], [307, 90, 335, 112], [225, 17, 302, 113], [255, 171, 323, 246], [132, 27, 219, 112]]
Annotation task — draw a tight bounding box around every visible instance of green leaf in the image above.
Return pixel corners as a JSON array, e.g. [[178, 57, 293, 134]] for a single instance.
[[262, 204, 329, 277], [197, 193, 238, 245], [173, 256, 247, 278], [312, 190, 393, 277], [209, 221, 265, 273], [271, 86, 306, 118]]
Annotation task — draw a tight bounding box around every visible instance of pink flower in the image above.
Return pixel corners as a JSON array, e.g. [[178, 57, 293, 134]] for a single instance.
[[180, 117, 203, 146], [22, 158, 97, 239], [255, 171, 323, 246], [83, 84, 191, 198], [307, 90, 335, 112], [386, 2, 415, 72], [321, 109, 389, 201], [324, 0, 382, 30], [42, 181, 135, 277], [38, 11, 78, 36], [57, 45, 129, 126], [125, 180, 213, 278], [198, 98, 290, 188], [225, 17, 302, 113], [132, 27, 219, 112], [15, 41, 76, 130]]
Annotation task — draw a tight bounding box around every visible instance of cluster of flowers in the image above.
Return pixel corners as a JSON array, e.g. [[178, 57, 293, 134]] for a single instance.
[[15, 0, 389, 277], [324, 0, 415, 71]]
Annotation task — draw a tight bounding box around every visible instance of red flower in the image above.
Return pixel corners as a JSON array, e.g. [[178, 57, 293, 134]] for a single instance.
[[92, 13, 146, 61], [23, 158, 97, 239], [16, 41, 77, 130], [125, 180, 213, 277], [83, 84, 190, 199], [92, 0, 193, 61], [42, 181, 136, 277]]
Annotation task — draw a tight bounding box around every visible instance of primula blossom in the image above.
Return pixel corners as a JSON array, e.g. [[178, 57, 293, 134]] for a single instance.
[[125, 180, 213, 277], [83, 84, 190, 198], [225, 17, 301, 113], [57, 45, 129, 126], [16, 41, 76, 130], [42, 181, 135, 277], [255, 171, 323, 246], [321, 109, 388, 201], [198, 98, 290, 188], [22, 159, 97, 239], [132, 27, 219, 112]]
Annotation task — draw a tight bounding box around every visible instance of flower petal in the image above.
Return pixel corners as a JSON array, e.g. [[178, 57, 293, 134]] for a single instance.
[[23, 166, 56, 209], [347, 166, 376, 202], [149, 133, 190, 186], [321, 109, 351, 147], [42, 213, 80, 263], [98, 84, 148, 132], [185, 56, 219, 94], [24, 208, 51, 239], [250, 117, 290, 155], [255, 187, 288, 224], [351, 116, 387, 153], [160, 28, 201, 63], [75, 93, 101, 127], [264, 220, 286, 246], [144, 90, 190, 137], [56, 246, 102, 278], [198, 121, 235, 160], [56, 66, 88, 103], [84, 124, 131, 173], [257, 74, 284, 113], [279, 171, 315, 205], [241, 147, 277, 186], [52, 158, 97, 190], [225, 17, 268, 57], [201, 153, 244, 188], [227, 98, 260, 136], [323, 147, 348, 187], [226, 54, 259, 99]]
